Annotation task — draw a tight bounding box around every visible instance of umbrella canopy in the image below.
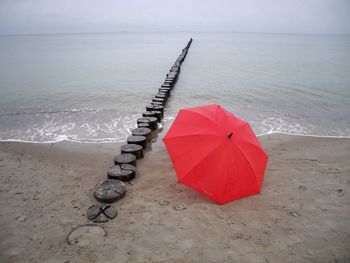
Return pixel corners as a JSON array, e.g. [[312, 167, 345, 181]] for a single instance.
[[163, 104, 268, 204]]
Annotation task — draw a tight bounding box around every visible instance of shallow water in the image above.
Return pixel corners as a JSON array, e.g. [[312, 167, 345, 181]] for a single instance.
[[0, 32, 349, 142]]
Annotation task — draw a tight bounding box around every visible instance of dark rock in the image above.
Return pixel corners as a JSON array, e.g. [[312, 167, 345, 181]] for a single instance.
[[87, 205, 100, 220], [103, 205, 118, 219], [127, 135, 147, 149], [150, 110, 162, 122], [94, 179, 126, 203], [164, 80, 173, 87], [87, 204, 118, 222], [155, 94, 167, 100], [93, 213, 109, 223], [146, 104, 164, 114], [142, 111, 157, 119], [138, 117, 157, 130], [159, 88, 171, 94], [131, 127, 152, 142], [114, 153, 137, 166], [152, 97, 166, 106], [161, 84, 171, 89], [157, 92, 168, 98], [137, 122, 150, 129], [121, 143, 144, 159], [137, 117, 150, 125], [107, 165, 135, 181], [150, 101, 163, 106], [120, 163, 136, 173], [146, 117, 158, 130]]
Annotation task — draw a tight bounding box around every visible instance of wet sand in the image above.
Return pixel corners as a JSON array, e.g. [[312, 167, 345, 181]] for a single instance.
[[0, 134, 349, 262]]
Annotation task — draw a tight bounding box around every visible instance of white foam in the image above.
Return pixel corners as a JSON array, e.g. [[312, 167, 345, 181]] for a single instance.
[[0, 110, 141, 144], [257, 131, 350, 139], [0, 136, 125, 144], [1, 112, 349, 144], [163, 116, 175, 122], [260, 117, 310, 135]]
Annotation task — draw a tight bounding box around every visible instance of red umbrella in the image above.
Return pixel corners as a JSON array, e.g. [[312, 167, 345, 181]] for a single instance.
[[163, 104, 268, 204]]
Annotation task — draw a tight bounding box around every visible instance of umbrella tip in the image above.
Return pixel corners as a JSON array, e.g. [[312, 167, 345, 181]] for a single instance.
[[228, 133, 233, 139]]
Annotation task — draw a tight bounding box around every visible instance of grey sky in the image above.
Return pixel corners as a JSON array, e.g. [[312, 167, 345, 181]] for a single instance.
[[0, 0, 349, 35]]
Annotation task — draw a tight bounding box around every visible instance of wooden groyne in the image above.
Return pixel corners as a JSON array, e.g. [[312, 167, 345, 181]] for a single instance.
[[87, 38, 193, 223]]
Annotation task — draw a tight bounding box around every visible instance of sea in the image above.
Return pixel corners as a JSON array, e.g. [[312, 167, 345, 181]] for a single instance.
[[0, 32, 349, 143]]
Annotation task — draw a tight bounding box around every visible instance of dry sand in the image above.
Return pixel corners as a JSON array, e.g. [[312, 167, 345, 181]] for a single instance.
[[0, 133, 349, 263]]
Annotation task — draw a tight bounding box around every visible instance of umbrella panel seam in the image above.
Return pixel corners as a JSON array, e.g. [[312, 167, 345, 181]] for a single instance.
[[234, 141, 262, 192], [221, 140, 233, 203], [236, 138, 268, 159]]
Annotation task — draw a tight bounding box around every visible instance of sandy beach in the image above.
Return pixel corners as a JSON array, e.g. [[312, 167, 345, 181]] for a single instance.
[[1, 1, 349, 263], [0, 133, 349, 262]]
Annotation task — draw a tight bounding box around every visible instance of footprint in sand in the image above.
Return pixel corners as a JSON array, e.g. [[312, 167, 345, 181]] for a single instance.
[[286, 209, 300, 218], [66, 224, 107, 247], [231, 232, 243, 240], [335, 189, 344, 197], [158, 200, 170, 206], [298, 185, 308, 191], [172, 204, 186, 210]]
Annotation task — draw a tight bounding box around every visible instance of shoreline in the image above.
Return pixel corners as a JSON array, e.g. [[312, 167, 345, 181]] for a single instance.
[[0, 133, 349, 262], [1, 131, 350, 145]]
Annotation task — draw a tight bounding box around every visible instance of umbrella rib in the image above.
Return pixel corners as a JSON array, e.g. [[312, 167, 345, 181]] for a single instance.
[[233, 121, 249, 135], [221, 140, 233, 203], [221, 109, 248, 135], [234, 142, 261, 191], [223, 108, 230, 131], [236, 138, 268, 158]]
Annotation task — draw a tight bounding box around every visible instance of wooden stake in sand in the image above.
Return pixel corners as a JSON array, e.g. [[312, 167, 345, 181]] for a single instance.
[[86, 38, 193, 223], [94, 179, 126, 203]]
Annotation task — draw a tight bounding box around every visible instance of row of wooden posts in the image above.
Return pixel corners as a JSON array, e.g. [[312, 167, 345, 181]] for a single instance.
[[87, 38, 193, 223]]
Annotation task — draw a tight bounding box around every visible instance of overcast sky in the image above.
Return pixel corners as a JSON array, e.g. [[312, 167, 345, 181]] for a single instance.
[[0, 0, 349, 35]]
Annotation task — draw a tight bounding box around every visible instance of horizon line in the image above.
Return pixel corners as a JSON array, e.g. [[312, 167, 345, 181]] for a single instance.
[[0, 30, 349, 37]]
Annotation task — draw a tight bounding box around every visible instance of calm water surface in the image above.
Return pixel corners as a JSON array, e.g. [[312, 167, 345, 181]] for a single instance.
[[0, 33, 349, 142]]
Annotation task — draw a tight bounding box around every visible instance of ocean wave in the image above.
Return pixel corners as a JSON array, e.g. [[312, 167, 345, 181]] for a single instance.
[[0, 110, 140, 143], [0, 108, 107, 116], [1, 112, 349, 144], [0, 136, 126, 144], [2, 130, 349, 145], [258, 116, 350, 138], [257, 131, 350, 139]]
